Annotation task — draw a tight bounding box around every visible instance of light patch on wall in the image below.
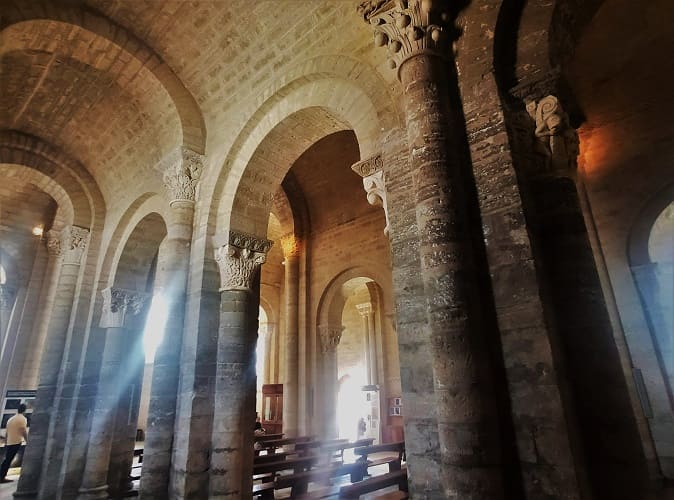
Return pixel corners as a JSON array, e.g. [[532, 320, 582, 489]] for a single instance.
[[143, 295, 168, 363]]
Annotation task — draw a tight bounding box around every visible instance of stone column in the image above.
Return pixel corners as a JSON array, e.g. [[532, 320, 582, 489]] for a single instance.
[[107, 329, 145, 497], [77, 288, 149, 500], [0, 284, 20, 400], [261, 322, 273, 384], [318, 325, 342, 438], [20, 240, 62, 388], [281, 234, 300, 437], [14, 225, 90, 499], [211, 231, 272, 498], [360, 1, 505, 496], [356, 303, 376, 386], [521, 94, 651, 497], [139, 146, 202, 499], [0, 284, 16, 350]]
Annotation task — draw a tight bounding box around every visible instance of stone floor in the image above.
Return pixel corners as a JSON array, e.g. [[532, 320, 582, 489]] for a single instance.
[[0, 466, 672, 499]]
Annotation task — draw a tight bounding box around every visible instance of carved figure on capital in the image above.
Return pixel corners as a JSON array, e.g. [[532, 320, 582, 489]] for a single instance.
[[214, 230, 273, 292], [49, 225, 90, 265], [358, 0, 453, 72], [100, 287, 150, 329], [163, 146, 204, 204], [351, 154, 391, 237], [319, 324, 344, 354], [526, 95, 580, 176]]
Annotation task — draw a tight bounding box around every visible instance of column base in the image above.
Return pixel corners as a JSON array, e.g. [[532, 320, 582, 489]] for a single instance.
[[77, 484, 109, 500], [12, 490, 38, 498]]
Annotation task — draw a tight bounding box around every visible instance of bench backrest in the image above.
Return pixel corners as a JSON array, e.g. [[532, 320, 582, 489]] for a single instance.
[[252, 455, 318, 475], [339, 468, 408, 498], [354, 441, 405, 461]]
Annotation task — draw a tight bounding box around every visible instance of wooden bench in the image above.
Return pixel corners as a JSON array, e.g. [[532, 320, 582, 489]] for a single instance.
[[295, 438, 348, 458], [274, 461, 367, 496], [254, 451, 293, 464], [338, 468, 408, 499], [254, 432, 284, 442], [257, 435, 314, 454], [133, 447, 144, 464], [323, 438, 374, 462], [252, 481, 275, 499], [354, 441, 405, 474], [252, 455, 320, 478]]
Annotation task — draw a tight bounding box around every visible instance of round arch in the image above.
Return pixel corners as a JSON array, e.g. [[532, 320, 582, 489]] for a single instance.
[[215, 77, 384, 236], [101, 194, 170, 290], [1, 163, 73, 231], [316, 265, 392, 332], [628, 184, 674, 267], [0, 6, 206, 153]]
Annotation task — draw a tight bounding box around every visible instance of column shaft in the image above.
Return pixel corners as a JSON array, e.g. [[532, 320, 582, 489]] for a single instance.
[[140, 202, 194, 499], [282, 254, 299, 437], [209, 289, 256, 497], [527, 172, 652, 497], [400, 53, 504, 497], [77, 326, 132, 499], [15, 254, 82, 498], [108, 332, 145, 496]]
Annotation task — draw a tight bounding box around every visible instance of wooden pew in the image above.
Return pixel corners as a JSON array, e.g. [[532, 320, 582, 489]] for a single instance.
[[338, 468, 408, 499], [255, 432, 284, 442], [294, 438, 348, 457], [254, 451, 292, 464], [252, 455, 320, 478], [257, 435, 314, 454], [252, 481, 275, 499], [354, 441, 405, 474], [323, 438, 374, 462], [274, 461, 367, 496]]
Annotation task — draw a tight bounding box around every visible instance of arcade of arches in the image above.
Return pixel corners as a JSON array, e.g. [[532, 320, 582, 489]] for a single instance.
[[0, 0, 672, 499]]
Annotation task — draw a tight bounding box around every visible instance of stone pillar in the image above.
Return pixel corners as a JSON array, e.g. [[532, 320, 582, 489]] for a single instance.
[[14, 225, 90, 499], [318, 324, 342, 439], [77, 288, 149, 500], [139, 146, 202, 499], [211, 231, 272, 497], [520, 94, 652, 498], [356, 303, 376, 386], [107, 331, 145, 497], [360, 1, 505, 496], [262, 322, 273, 384], [0, 284, 20, 400], [281, 234, 300, 437], [267, 322, 279, 384], [0, 284, 16, 350], [20, 241, 62, 388]]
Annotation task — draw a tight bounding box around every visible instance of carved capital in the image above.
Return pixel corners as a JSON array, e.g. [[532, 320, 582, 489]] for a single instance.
[[280, 234, 300, 259], [360, 0, 453, 75], [318, 324, 344, 354], [54, 226, 90, 265], [162, 147, 204, 205], [526, 95, 580, 177], [352, 155, 391, 237], [356, 303, 374, 317], [100, 287, 150, 329], [351, 154, 384, 178], [214, 231, 273, 292], [46, 230, 62, 257]]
